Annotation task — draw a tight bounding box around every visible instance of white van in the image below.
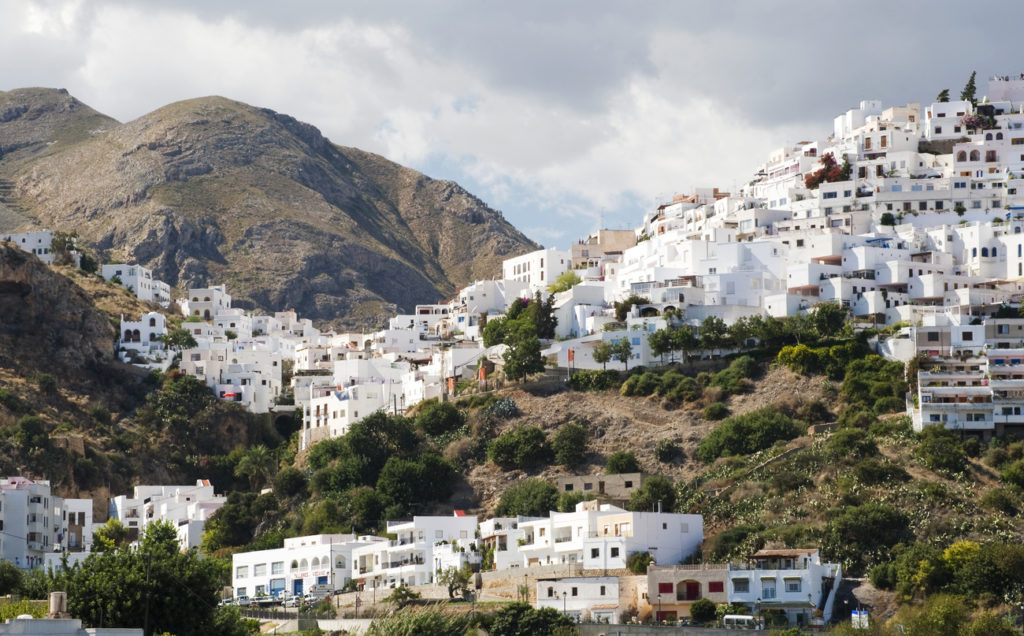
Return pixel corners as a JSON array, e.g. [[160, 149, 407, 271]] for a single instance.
[[722, 614, 762, 630]]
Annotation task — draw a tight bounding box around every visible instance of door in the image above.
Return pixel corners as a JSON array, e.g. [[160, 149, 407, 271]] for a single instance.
[[293, 579, 304, 596]]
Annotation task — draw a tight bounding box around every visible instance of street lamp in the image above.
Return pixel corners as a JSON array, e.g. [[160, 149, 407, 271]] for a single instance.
[[562, 590, 567, 615]]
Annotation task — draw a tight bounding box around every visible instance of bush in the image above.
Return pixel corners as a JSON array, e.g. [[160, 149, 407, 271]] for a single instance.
[[552, 422, 587, 468], [627, 475, 675, 512], [1001, 458, 1024, 488], [415, 400, 465, 436], [495, 479, 558, 517], [824, 502, 911, 575], [915, 427, 968, 475], [36, 373, 57, 395], [853, 458, 908, 485], [569, 370, 620, 392], [689, 597, 716, 624], [825, 428, 878, 461], [626, 551, 653, 574], [665, 376, 702, 403], [696, 407, 803, 462], [606, 450, 640, 474], [655, 439, 681, 463], [556, 491, 594, 512], [273, 466, 308, 498], [489, 602, 575, 636], [0, 561, 23, 596], [702, 402, 729, 420], [979, 487, 1018, 515], [488, 426, 552, 469], [873, 396, 904, 414]]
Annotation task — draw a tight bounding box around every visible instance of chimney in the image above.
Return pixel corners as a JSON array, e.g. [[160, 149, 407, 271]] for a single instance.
[[47, 591, 69, 618]]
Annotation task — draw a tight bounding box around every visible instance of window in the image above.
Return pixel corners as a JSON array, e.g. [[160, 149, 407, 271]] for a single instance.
[[732, 579, 750, 593], [611, 547, 620, 557], [236, 566, 248, 578], [591, 548, 600, 558], [547, 587, 554, 598], [709, 581, 724, 593], [564, 484, 574, 491], [253, 564, 266, 577], [600, 585, 606, 595], [624, 481, 633, 488], [962, 332, 973, 341], [236, 587, 246, 597], [658, 582, 673, 594], [761, 579, 777, 600], [572, 587, 578, 597], [435, 530, 444, 539], [785, 579, 802, 593]]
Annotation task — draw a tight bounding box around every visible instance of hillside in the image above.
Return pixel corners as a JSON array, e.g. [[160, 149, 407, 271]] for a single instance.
[[0, 88, 538, 328]]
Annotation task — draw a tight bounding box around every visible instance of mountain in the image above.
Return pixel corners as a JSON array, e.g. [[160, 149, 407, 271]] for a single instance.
[[0, 88, 538, 327]]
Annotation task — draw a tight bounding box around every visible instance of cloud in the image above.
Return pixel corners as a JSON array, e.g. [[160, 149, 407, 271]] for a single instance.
[[3, 0, 1023, 244]]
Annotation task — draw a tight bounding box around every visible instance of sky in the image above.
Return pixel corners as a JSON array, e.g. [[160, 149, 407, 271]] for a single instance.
[[2, 1, 1021, 246]]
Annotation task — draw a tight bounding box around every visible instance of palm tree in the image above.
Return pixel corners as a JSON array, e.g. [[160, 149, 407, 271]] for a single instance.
[[234, 444, 275, 490]]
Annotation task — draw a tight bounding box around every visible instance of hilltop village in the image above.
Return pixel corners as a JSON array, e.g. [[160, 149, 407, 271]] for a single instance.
[[3, 74, 1024, 632]]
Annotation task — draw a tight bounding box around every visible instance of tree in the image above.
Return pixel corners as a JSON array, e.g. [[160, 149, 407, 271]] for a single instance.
[[437, 565, 473, 600], [234, 444, 276, 490], [812, 302, 846, 338], [502, 321, 544, 381], [613, 337, 633, 371], [592, 341, 613, 370], [382, 584, 421, 608], [880, 212, 896, 226], [961, 71, 977, 105], [648, 329, 673, 365], [672, 326, 698, 363], [615, 295, 649, 322], [482, 316, 509, 347], [698, 316, 730, 351], [489, 602, 574, 636], [92, 518, 130, 552], [606, 450, 640, 474], [936, 88, 950, 103], [161, 328, 198, 352], [824, 502, 911, 575], [50, 231, 77, 266], [489, 427, 553, 470], [273, 466, 308, 499], [690, 598, 717, 624], [415, 400, 465, 436], [0, 560, 24, 595], [552, 421, 587, 467], [495, 479, 558, 517], [548, 270, 582, 294], [696, 407, 802, 462], [68, 521, 253, 635], [627, 475, 675, 512], [804, 152, 845, 190]]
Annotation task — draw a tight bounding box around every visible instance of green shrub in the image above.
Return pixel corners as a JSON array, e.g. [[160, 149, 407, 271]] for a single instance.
[[627, 475, 675, 512], [824, 502, 911, 575], [415, 400, 465, 436], [569, 370, 620, 392], [872, 396, 904, 414], [979, 487, 1018, 515], [273, 466, 308, 498], [697, 407, 803, 462], [655, 439, 681, 462], [825, 428, 878, 460], [36, 373, 57, 395], [666, 376, 701, 403], [795, 400, 832, 424], [853, 458, 908, 485], [495, 479, 558, 517], [488, 426, 552, 469], [606, 450, 640, 474], [689, 597, 716, 624], [707, 524, 764, 561], [702, 402, 730, 420], [556, 491, 594, 512], [552, 422, 587, 467], [619, 375, 639, 396], [626, 551, 652, 574], [915, 427, 968, 475], [1001, 458, 1024, 488]]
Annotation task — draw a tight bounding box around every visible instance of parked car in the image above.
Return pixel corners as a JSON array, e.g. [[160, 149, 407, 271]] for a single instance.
[[234, 596, 251, 607], [282, 596, 301, 608]]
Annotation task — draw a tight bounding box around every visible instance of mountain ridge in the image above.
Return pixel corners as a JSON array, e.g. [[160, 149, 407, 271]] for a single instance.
[[0, 88, 538, 327]]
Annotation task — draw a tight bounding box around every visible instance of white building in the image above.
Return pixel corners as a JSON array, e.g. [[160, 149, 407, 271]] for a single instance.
[[179, 285, 232, 320], [728, 549, 842, 628], [101, 263, 171, 306], [118, 312, 168, 366], [536, 576, 621, 623], [108, 480, 225, 550], [0, 230, 55, 264], [0, 477, 85, 568], [351, 513, 479, 590], [232, 534, 388, 600], [503, 248, 571, 292], [516, 501, 702, 571]]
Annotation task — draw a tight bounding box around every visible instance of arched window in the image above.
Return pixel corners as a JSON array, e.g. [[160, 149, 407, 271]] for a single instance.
[[676, 580, 701, 601], [336, 556, 346, 569], [986, 133, 993, 141], [290, 560, 298, 572], [992, 247, 998, 257], [997, 132, 1004, 140], [972, 247, 978, 257], [203, 310, 211, 319], [149, 317, 157, 327], [204, 296, 211, 302], [132, 329, 141, 342], [957, 151, 967, 162], [124, 330, 133, 341], [982, 247, 989, 257], [311, 557, 320, 569], [299, 559, 308, 572], [970, 150, 981, 161]]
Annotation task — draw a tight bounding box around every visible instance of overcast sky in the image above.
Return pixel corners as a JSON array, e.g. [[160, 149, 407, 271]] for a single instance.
[[2, 1, 1020, 245]]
